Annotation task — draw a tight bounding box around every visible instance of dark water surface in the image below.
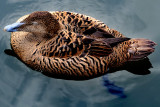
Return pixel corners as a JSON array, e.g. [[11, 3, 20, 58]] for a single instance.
[[0, 0, 160, 107]]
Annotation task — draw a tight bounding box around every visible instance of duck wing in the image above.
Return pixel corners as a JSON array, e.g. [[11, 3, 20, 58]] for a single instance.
[[40, 30, 130, 58], [53, 11, 125, 38]]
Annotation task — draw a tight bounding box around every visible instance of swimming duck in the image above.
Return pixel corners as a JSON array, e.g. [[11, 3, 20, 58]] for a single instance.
[[4, 11, 156, 80]]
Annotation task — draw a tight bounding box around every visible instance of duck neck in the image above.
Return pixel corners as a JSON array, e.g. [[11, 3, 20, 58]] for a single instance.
[[11, 32, 42, 61]]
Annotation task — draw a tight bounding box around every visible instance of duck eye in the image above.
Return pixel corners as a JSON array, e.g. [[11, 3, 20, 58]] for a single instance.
[[32, 22, 38, 25]]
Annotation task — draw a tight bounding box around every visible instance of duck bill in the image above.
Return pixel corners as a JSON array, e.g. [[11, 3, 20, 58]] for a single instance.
[[4, 22, 24, 32]]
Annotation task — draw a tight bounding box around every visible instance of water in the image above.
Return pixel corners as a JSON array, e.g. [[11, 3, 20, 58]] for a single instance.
[[0, 0, 160, 107]]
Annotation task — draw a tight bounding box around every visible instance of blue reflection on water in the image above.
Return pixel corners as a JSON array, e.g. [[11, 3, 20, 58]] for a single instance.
[[103, 75, 127, 98]]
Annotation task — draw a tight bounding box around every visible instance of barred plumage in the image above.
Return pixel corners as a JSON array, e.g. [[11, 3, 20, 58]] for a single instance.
[[4, 11, 156, 80]]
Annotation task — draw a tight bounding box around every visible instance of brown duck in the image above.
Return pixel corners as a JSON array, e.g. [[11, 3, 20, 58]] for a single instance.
[[4, 11, 156, 80]]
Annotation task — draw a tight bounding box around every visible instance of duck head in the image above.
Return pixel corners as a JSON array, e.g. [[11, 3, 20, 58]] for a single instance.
[[4, 11, 60, 36]]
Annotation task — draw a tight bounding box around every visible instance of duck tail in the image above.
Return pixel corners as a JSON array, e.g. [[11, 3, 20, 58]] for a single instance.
[[108, 38, 156, 75], [128, 38, 157, 61]]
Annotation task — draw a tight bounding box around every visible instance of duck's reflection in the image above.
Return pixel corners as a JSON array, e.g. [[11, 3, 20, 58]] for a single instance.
[[102, 57, 152, 98]]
